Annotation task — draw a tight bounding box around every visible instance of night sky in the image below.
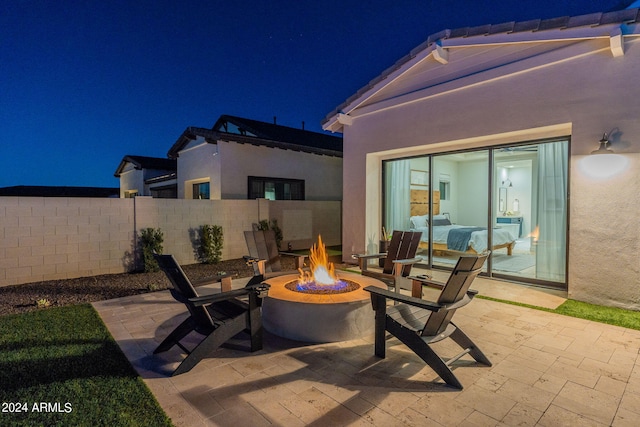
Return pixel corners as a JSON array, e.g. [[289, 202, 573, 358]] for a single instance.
[[0, 0, 628, 188]]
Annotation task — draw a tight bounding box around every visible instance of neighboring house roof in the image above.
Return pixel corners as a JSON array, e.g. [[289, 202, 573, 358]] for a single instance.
[[0, 186, 120, 198], [168, 115, 343, 158], [322, 7, 640, 132], [114, 155, 177, 177]]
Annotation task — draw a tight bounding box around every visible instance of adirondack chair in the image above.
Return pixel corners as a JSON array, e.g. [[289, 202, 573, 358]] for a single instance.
[[244, 230, 306, 284], [353, 230, 422, 293], [154, 254, 269, 376], [363, 253, 491, 389]]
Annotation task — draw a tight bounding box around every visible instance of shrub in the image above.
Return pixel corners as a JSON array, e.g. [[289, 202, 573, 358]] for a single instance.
[[257, 219, 283, 249], [140, 228, 163, 272], [200, 224, 223, 264]]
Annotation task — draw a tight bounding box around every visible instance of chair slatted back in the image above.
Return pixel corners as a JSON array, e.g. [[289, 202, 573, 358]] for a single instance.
[[422, 253, 488, 337], [244, 230, 282, 273], [154, 254, 214, 327], [382, 230, 422, 276]]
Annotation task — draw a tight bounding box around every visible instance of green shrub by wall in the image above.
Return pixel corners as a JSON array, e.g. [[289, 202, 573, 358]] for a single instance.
[[140, 228, 163, 272], [200, 225, 223, 264]]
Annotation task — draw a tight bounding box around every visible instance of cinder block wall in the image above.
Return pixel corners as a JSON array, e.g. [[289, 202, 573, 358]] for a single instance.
[[1, 197, 135, 287], [0, 197, 341, 287]]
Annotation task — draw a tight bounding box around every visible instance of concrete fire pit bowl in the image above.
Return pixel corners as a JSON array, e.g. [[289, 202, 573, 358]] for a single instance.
[[262, 272, 386, 343]]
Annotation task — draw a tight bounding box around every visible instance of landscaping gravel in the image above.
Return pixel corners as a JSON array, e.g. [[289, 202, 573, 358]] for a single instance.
[[0, 258, 261, 316]]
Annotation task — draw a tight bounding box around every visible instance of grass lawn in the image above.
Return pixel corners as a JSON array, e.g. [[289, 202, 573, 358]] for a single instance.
[[0, 304, 172, 427]]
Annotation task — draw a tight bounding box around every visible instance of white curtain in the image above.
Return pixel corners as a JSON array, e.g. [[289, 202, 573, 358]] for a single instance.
[[535, 141, 568, 281], [384, 160, 411, 233]]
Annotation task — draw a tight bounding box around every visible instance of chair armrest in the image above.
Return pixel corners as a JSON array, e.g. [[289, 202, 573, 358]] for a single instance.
[[363, 286, 443, 311], [364, 285, 478, 311], [191, 272, 233, 287], [352, 253, 386, 260], [244, 256, 267, 275], [392, 257, 422, 267], [390, 257, 422, 276], [188, 288, 252, 306], [278, 251, 307, 259], [278, 252, 307, 269], [408, 274, 446, 289], [352, 253, 387, 272], [244, 282, 270, 298]]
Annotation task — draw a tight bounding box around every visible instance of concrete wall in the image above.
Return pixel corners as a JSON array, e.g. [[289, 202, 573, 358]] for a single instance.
[[339, 38, 640, 308], [0, 196, 341, 287]]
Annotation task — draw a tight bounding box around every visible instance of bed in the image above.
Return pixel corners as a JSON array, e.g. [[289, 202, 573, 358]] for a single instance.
[[410, 213, 516, 255], [408, 189, 516, 255]]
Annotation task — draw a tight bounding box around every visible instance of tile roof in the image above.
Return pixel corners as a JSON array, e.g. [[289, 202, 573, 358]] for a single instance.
[[323, 7, 640, 127], [168, 115, 343, 158], [114, 155, 176, 177], [216, 115, 343, 152]]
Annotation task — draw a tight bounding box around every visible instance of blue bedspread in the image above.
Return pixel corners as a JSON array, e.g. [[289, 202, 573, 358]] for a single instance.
[[447, 227, 484, 251]]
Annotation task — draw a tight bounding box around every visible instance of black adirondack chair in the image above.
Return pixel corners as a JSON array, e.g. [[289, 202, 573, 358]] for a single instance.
[[244, 230, 306, 284], [154, 254, 269, 376], [353, 230, 422, 293], [364, 253, 491, 389]]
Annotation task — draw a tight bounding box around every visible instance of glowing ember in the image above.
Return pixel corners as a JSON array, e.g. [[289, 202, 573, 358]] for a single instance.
[[297, 235, 348, 292]]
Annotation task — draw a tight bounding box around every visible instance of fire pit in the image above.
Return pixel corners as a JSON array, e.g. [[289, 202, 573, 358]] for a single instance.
[[261, 236, 386, 343]]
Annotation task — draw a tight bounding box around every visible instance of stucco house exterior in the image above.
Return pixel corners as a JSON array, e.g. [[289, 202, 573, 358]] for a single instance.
[[167, 115, 342, 200], [323, 7, 640, 309], [117, 115, 343, 201], [114, 155, 177, 198]]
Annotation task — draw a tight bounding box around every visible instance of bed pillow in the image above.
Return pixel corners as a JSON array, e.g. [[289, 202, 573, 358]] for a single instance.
[[432, 218, 452, 226], [410, 214, 429, 229]]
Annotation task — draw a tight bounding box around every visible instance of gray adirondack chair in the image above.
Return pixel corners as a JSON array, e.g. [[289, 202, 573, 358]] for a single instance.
[[364, 252, 491, 389], [154, 253, 269, 375], [353, 230, 422, 293], [244, 230, 306, 284]]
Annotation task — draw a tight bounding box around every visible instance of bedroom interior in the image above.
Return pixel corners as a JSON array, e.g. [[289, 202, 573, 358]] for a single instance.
[[383, 139, 568, 287]]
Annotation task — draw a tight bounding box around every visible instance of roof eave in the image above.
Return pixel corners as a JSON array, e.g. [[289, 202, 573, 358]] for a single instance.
[[114, 156, 142, 177], [218, 133, 342, 157], [322, 8, 640, 131], [167, 127, 220, 158]]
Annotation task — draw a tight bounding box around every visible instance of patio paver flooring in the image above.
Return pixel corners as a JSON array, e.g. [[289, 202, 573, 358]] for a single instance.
[[93, 276, 640, 426]]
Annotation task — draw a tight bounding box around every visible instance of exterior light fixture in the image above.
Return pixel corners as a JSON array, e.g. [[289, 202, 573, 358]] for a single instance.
[[591, 133, 614, 154], [579, 132, 628, 179]]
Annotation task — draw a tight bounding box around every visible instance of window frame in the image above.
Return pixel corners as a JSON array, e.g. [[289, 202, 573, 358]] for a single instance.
[[247, 176, 305, 200]]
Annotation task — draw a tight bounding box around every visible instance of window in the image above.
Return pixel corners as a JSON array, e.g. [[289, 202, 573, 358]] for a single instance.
[[150, 185, 177, 199], [248, 177, 304, 200], [439, 181, 450, 200], [193, 182, 210, 199]]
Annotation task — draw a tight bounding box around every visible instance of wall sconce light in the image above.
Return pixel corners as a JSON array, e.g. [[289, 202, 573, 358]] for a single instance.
[[591, 133, 614, 154], [501, 179, 513, 187], [579, 131, 628, 179]]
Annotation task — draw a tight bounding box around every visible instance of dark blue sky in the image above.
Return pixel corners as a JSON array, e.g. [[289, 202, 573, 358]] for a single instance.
[[0, 0, 627, 188]]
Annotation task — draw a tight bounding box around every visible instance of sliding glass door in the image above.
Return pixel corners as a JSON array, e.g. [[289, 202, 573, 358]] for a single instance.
[[432, 152, 488, 271], [492, 141, 568, 284], [382, 138, 569, 288]]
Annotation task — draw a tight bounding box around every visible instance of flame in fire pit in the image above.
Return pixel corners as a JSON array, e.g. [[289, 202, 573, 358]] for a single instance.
[[297, 235, 347, 291]]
